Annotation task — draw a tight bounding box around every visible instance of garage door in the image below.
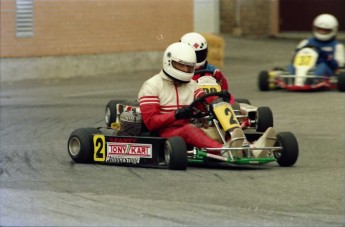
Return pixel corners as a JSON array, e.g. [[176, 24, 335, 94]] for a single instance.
[[279, 0, 345, 31]]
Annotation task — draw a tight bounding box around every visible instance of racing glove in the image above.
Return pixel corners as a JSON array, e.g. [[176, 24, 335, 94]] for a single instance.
[[175, 107, 192, 120]]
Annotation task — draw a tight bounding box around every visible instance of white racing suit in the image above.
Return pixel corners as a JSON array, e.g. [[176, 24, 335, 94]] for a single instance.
[[138, 70, 223, 153]]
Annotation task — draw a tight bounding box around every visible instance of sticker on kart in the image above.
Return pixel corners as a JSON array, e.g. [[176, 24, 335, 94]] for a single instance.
[[93, 134, 106, 161], [93, 135, 152, 163], [212, 103, 240, 131], [199, 84, 221, 94], [293, 48, 317, 67], [196, 76, 221, 93]]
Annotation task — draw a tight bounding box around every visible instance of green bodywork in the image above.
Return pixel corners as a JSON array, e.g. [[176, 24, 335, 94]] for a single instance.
[[188, 149, 276, 165]]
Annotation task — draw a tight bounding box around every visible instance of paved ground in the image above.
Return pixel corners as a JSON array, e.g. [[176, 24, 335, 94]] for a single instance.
[[1, 35, 344, 226]]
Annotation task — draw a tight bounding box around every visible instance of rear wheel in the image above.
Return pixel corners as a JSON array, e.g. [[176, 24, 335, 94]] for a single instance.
[[164, 137, 187, 170], [67, 128, 101, 163], [258, 71, 270, 91], [274, 132, 299, 167], [105, 100, 121, 127], [256, 106, 273, 132], [337, 72, 345, 92]]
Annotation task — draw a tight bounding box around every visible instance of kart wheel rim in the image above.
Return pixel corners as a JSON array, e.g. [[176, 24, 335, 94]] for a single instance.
[[68, 137, 81, 157], [164, 143, 171, 165], [273, 141, 282, 159], [105, 107, 111, 124]]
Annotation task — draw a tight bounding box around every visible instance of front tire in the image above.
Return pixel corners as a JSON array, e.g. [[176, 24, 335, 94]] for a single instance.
[[274, 132, 299, 167], [256, 106, 273, 132], [258, 71, 270, 91], [164, 137, 187, 170], [67, 128, 101, 163]]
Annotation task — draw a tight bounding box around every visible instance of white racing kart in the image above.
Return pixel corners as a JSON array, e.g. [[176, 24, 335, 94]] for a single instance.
[[258, 46, 345, 92], [68, 91, 299, 170], [106, 70, 274, 133]]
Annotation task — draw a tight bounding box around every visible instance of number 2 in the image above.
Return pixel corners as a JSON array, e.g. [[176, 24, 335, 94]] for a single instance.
[[225, 108, 238, 125], [93, 135, 106, 161]]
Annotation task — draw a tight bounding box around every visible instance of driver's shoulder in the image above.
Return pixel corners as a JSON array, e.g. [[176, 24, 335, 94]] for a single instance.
[[296, 39, 309, 49], [205, 64, 217, 72]]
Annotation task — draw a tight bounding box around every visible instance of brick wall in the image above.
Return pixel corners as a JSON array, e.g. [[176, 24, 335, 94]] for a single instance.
[[220, 0, 236, 34], [220, 0, 278, 36], [0, 0, 194, 58]]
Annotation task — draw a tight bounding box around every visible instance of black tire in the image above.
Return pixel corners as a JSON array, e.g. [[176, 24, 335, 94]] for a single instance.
[[67, 128, 101, 163], [258, 70, 270, 91], [256, 106, 273, 132], [105, 100, 120, 127], [274, 132, 299, 167], [337, 72, 345, 92], [164, 137, 187, 170], [234, 98, 251, 105]]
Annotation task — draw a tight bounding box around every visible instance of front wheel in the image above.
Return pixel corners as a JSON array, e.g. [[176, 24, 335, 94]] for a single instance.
[[258, 71, 270, 91], [67, 128, 101, 163], [256, 106, 273, 132], [164, 137, 187, 170], [274, 132, 299, 167]]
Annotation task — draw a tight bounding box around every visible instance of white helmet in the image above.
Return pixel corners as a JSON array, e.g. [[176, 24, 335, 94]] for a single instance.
[[163, 42, 196, 83], [180, 32, 208, 69], [313, 14, 338, 41]]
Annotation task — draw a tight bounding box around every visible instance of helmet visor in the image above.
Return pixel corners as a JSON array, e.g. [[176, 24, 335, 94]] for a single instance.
[[196, 49, 207, 63], [314, 26, 332, 34], [172, 61, 195, 73]]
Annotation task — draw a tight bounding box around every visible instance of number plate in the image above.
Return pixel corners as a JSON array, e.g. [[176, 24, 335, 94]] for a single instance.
[[199, 84, 221, 93], [293, 48, 318, 68], [93, 134, 106, 161], [213, 103, 240, 131]]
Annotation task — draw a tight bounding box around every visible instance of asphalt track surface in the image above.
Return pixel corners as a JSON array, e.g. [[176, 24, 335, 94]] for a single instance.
[[1, 35, 344, 226]]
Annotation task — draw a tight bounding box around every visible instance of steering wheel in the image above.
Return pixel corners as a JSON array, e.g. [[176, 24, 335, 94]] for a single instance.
[[297, 44, 322, 54], [187, 91, 230, 118]]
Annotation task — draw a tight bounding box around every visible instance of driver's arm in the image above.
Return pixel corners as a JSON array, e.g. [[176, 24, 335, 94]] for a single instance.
[[138, 82, 177, 132], [334, 43, 345, 68], [213, 69, 229, 91]]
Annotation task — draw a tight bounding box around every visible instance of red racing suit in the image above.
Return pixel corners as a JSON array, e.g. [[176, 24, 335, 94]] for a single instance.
[[138, 70, 223, 149], [193, 62, 235, 104]]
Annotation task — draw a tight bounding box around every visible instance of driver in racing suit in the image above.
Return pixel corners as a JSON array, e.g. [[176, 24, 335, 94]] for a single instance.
[[138, 42, 245, 156], [288, 14, 345, 77], [138, 42, 277, 158], [180, 32, 235, 104]]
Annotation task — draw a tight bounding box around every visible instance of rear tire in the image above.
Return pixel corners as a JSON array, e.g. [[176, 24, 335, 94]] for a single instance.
[[256, 106, 273, 132], [164, 137, 187, 170], [258, 71, 270, 91], [67, 128, 101, 163], [274, 132, 299, 167], [105, 100, 120, 127]]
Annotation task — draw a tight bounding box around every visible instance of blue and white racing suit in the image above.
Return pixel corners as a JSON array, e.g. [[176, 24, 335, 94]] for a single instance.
[[288, 37, 345, 77]]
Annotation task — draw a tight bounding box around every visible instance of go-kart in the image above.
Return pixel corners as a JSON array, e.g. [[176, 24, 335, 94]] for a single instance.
[[68, 91, 299, 170], [195, 69, 273, 132], [105, 69, 274, 133], [258, 46, 345, 92]]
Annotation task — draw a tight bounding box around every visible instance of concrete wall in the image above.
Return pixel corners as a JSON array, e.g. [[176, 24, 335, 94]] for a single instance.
[[194, 0, 220, 34], [1, 0, 281, 82], [1, 0, 193, 58]]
